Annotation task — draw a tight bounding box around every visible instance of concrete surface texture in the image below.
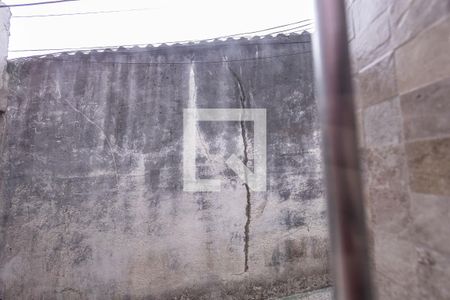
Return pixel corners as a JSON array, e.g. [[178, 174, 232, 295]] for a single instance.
[[274, 287, 332, 300], [0, 33, 330, 299], [347, 0, 450, 299], [0, 1, 10, 188], [0, 0, 10, 111]]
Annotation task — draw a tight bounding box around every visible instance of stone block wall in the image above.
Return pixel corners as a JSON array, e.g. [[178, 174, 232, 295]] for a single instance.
[[0, 34, 330, 299], [347, 0, 450, 299]]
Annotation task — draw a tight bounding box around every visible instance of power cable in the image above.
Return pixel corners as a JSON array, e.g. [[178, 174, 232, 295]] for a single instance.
[[256, 23, 312, 36], [11, 40, 312, 56], [12, 6, 161, 18], [190, 19, 311, 40], [0, 0, 78, 8], [10, 20, 312, 53]]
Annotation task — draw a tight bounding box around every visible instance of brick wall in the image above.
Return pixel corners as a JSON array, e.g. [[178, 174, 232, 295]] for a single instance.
[[347, 0, 450, 299]]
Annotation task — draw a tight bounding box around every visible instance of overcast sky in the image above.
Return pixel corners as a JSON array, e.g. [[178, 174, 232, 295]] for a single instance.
[[4, 0, 314, 58]]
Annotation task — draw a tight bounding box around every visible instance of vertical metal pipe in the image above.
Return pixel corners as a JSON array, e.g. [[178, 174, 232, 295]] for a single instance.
[[312, 1, 373, 299]]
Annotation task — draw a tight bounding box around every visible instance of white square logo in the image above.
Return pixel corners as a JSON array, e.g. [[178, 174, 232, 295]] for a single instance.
[[183, 108, 267, 192]]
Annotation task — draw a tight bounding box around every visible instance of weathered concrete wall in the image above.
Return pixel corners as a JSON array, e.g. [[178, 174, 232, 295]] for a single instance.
[[347, 0, 450, 299], [0, 34, 329, 299], [0, 2, 10, 150], [0, 1, 10, 109]]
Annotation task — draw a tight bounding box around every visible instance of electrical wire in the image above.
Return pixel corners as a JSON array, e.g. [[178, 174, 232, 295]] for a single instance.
[[189, 20, 311, 41], [256, 23, 312, 36], [10, 20, 312, 53], [10, 35, 312, 53], [12, 6, 161, 18], [11, 40, 312, 56], [0, 0, 78, 8]]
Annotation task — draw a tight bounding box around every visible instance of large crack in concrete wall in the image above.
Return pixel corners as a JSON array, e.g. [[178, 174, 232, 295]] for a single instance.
[[229, 66, 252, 273], [0, 34, 329, 299]]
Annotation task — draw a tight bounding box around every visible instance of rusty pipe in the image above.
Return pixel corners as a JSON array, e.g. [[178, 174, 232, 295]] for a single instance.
[[312, 0, 374, 299]]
